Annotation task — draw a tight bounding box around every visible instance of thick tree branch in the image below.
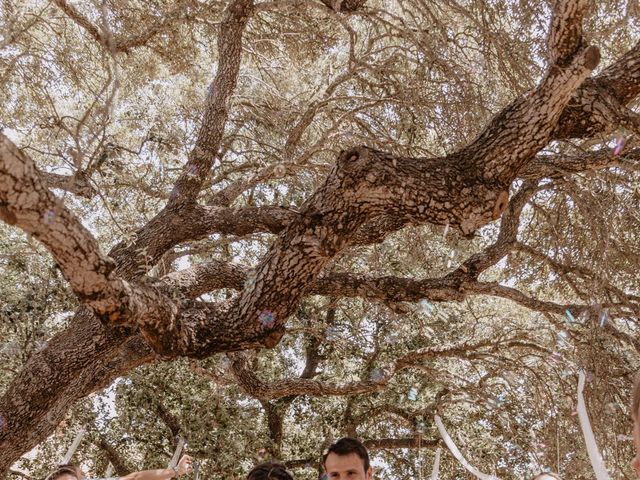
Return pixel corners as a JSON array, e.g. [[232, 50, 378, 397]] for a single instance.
[[0, 133, 116, 299], [227, 338, 533, 401], [555, 40, 640, 139], [0, 1, 631, 471], [97, 437, 132, 477], [521, 147, 640, 180], [167, 0, 254, 206], [547, 0, 590, 67], [40, 171, 97, 199], [52, 0, 192, 54]]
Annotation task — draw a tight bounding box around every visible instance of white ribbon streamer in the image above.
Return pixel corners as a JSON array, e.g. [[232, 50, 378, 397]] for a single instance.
[[61, 427, 86, 464], [105, 463, 114, 477], [430, 447, 441, 480], [577, 371, 610, 480], [168, 436, 186, 469], [435, 415, 498, 480]]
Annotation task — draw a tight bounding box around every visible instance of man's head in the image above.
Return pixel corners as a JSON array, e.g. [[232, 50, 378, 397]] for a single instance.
[[322, 437, 372, 480], [631, 375, 640, 473], [44, 465, 83, 480], [246, 462, 293, 480]]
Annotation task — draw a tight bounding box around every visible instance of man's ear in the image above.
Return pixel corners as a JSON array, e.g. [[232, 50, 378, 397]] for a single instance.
[[367, 466, 374, 479]]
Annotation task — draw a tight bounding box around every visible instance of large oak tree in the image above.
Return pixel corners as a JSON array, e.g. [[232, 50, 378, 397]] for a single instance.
[[2, 0, 640, 478]]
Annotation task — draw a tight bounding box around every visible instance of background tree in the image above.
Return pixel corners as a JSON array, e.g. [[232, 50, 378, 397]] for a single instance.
[[1, 0, 640, 478]]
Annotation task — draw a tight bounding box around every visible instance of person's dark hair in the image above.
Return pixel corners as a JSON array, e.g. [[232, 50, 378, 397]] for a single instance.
[[322, 437, 370, 473], [247, 462, 293, 480], [44, 464, 83, 480]]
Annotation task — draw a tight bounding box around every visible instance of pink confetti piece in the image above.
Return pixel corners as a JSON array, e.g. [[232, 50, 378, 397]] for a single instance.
[[613, 137, 626, 156], [43, 210, 56, 225]]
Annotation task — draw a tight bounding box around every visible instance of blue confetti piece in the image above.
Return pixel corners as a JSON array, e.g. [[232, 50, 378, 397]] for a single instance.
[[557, 330, 569, 345], [418, 299, 434, 314], [565, 309, 576, 323], [259, 311, 275, 328], [599, 309, 608, 327]]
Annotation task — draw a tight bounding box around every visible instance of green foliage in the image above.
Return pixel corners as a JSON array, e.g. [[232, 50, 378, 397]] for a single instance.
[[2, 0, 640, 479]]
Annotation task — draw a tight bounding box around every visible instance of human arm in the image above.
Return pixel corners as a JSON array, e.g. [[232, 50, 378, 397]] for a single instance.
[[119, 455, 193, 480]]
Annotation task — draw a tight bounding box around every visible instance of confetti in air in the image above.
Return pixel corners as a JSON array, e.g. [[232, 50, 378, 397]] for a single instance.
[[325, 326, 339, 342], [599, 309, 608, 327], [259, 310, 275, 328], [557, 330, 569, 346], [408, 386, 418, 401], [370, 368, 384, 382], [257, 448, 267, 459], [565, 309, 576, 323], [244, 277, 255, 289], [447, 250, 455, 269], [418, 299, 435, 314], [274, 164, 286, 177], [613, 137, 626, 156], [443, 223, 450, 238], [549, 351, 563, 362], [43, 210, 56, 225]]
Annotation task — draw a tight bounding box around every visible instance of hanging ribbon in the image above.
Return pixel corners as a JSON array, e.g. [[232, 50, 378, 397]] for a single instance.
[[576, 371, 610, 480], [430, 447, 441, 480], [193, 461, 200, 480], [168, 436, 186, 469], [435, 415, 498, 480], [61, 427, 86, 464]]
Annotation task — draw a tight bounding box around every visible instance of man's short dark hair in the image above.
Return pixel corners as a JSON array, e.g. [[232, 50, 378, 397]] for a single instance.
[[247, 462, 293, 480], [322, 437, 370, 472]]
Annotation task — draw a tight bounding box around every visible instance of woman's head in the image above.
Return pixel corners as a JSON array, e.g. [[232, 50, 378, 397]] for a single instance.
[[44, 465, 83, 480], [247, 462, 293, 480]]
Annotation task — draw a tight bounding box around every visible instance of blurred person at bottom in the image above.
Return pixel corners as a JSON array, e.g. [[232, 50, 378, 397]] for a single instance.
[[246, 462, 294, 480], [44, 455, 193, 480]]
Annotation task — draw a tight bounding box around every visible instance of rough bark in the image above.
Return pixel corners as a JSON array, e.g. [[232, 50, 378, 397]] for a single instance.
[[0, 0, 255, 470], [1, 0, 638, 472]]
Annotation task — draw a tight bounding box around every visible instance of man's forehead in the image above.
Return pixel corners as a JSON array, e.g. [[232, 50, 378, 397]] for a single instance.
[[325, 452, 366, 471]]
